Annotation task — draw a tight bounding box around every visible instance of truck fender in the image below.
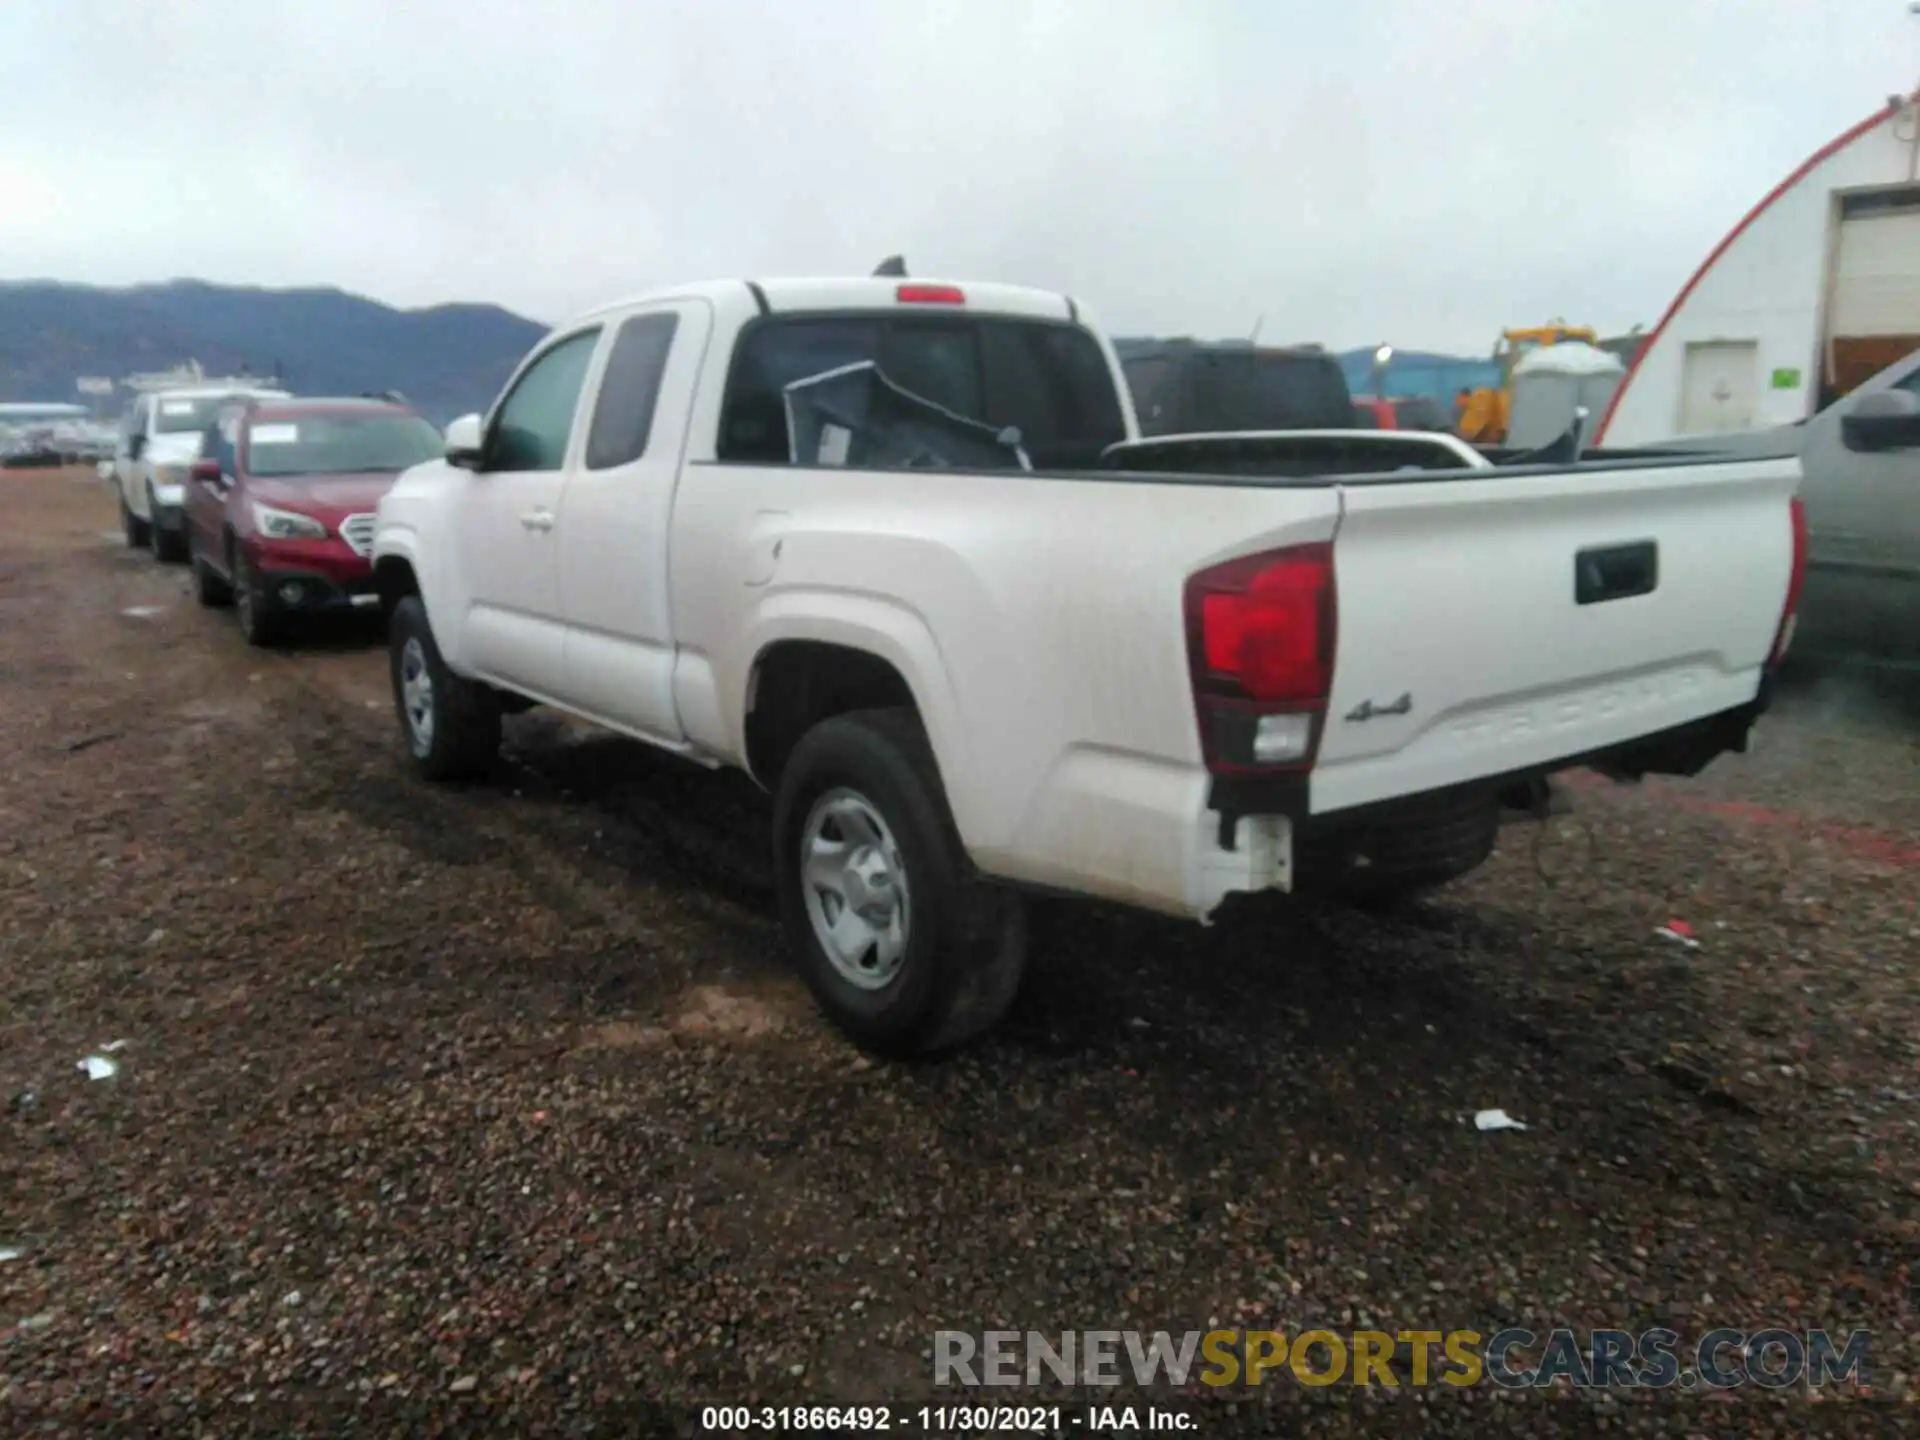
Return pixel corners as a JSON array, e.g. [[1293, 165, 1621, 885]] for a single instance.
[[737, 590, 977, 837], [371, 526, 460, 666]]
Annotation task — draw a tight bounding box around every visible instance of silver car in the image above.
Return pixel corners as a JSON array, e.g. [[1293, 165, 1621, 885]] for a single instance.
[[1660, 349, 1920, 665]]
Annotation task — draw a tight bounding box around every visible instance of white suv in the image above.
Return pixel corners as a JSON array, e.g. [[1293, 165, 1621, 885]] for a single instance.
[[115, 385, 288, 561]]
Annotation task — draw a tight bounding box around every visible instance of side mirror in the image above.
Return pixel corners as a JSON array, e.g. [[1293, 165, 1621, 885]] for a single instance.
[[445, 413, 485, 470], [127, 434, 146, 459], [189, 458, 221, 485], [1840, 388, 1920, 452]]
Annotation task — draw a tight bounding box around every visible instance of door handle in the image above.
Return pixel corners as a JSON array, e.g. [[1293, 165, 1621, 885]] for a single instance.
[[519, 509, 554, 533], [1574, 540, 1658, 605]]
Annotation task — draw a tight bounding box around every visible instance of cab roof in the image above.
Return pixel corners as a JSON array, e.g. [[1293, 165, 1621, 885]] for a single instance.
[[151, 385, 289, 402], [247, 396, 414, 416], [572, 276, 1078, 327]]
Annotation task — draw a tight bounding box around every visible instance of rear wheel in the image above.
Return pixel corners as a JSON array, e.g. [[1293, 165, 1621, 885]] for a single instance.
[[388, 595, 501, 781], [773, 707, 1027, 1058]]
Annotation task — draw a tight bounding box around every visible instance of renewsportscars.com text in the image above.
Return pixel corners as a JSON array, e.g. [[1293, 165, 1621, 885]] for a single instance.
[[934, 1327, 1874, 1390]]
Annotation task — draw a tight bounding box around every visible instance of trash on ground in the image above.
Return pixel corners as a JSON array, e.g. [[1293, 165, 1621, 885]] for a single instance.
[[1474, 1109, 1528, 1132], [121, 606, 163, 619], [0, 1245, 24, 1263], [77, 1055, 119, 1081], [1655, 918, 1703, 949], [101, 1039, 128, 1053]]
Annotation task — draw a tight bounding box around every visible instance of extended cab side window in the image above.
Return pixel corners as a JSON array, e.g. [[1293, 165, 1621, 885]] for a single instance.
[[487, 329, 602, 472], [585, 312, 680, 470], [125, 400, 150, 453]]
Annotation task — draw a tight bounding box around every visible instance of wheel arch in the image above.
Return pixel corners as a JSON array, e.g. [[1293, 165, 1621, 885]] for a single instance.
[[738, 599, 974, 837], [373, 552, 421, 616]]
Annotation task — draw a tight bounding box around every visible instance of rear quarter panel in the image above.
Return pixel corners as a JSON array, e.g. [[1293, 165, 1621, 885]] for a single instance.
[[667, 463, 1339, 904]]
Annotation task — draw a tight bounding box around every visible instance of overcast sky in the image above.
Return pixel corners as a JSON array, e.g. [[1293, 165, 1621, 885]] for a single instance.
[[3, 1, 1917, 352]]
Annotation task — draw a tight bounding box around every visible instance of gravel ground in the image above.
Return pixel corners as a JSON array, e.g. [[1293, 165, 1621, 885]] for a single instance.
[[1, 467, 1915, 1437]]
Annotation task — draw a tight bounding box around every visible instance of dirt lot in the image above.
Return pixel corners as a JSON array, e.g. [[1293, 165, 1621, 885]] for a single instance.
[[2, 466, 1916, 1435]]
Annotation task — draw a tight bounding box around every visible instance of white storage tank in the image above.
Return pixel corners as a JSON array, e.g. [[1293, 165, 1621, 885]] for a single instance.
[[1505, 342, 1625, 451]]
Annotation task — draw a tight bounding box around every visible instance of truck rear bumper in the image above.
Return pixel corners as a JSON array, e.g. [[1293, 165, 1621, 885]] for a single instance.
[[979, 687, 1770, 923], [1208, 685, 1770, 835]]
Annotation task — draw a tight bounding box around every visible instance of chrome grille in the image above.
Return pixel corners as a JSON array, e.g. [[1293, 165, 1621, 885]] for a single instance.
[[341, 513, 376, 559]]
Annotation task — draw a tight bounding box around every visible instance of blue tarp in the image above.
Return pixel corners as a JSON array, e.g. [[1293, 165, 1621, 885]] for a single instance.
[[1335, 350, 1504, 402]]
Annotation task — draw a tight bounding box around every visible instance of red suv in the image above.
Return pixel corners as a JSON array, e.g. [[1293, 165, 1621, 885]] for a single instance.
[[184, 396, 445, 645]]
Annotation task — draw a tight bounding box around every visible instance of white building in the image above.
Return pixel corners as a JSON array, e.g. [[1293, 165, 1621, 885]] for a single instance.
[[1598, 87, 1920, 446]]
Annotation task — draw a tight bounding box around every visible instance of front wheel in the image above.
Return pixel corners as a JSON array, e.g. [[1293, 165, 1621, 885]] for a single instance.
[[232, 551, 282, 647], [120, 489, 150, 549], [190, 545, 232, 608], [387, 595, 501, 781], [147, 490, 186, 563], [773, 707, 1027, 1058]]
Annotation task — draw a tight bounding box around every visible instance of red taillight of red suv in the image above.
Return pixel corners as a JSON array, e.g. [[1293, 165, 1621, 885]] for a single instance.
[[1769, 496, 1807, 665], [1184, 542, 1337, 774]]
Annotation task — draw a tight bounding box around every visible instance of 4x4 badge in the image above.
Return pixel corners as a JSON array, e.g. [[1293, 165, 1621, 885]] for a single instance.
[[1344, 692, 1413, 723]]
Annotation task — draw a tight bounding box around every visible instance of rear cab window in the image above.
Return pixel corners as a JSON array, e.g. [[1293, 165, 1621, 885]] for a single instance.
[[1185, 350, 1354, 432], [1121, 356, 1178, 434], [717, 313, 1126, 470]]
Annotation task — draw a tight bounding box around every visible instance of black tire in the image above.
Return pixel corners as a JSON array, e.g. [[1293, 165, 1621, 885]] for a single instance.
[[120, 489, 150, 549], [232, 550, 283, 647], [773, 707, 1027, 1058], [388, 595, 502, 781], [146, 490, 186, 563], [190, 546, 232, 607]]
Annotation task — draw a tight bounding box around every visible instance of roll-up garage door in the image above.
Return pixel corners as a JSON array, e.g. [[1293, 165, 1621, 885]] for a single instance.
[[1826, 187, 1920, 397]]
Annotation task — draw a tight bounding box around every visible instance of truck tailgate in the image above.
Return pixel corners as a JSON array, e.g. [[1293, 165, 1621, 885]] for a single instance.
[[1311, 457, 1801, 815]]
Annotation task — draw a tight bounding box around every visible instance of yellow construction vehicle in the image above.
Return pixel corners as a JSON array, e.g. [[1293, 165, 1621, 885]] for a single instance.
[[1456, 320, 1599, 443]]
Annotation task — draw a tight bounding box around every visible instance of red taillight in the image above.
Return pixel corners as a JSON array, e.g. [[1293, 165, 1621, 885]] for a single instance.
[[1770, 496, 1806, 664], [1185, 543, 1337, 773], [896, 284, 965, 305]]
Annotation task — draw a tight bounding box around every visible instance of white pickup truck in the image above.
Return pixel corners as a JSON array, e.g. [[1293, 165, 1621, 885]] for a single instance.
[[372, 275, 1805, 1056]]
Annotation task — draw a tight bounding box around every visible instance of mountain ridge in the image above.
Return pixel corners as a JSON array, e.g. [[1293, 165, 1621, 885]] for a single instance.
[[0, 278, 550, 424]]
